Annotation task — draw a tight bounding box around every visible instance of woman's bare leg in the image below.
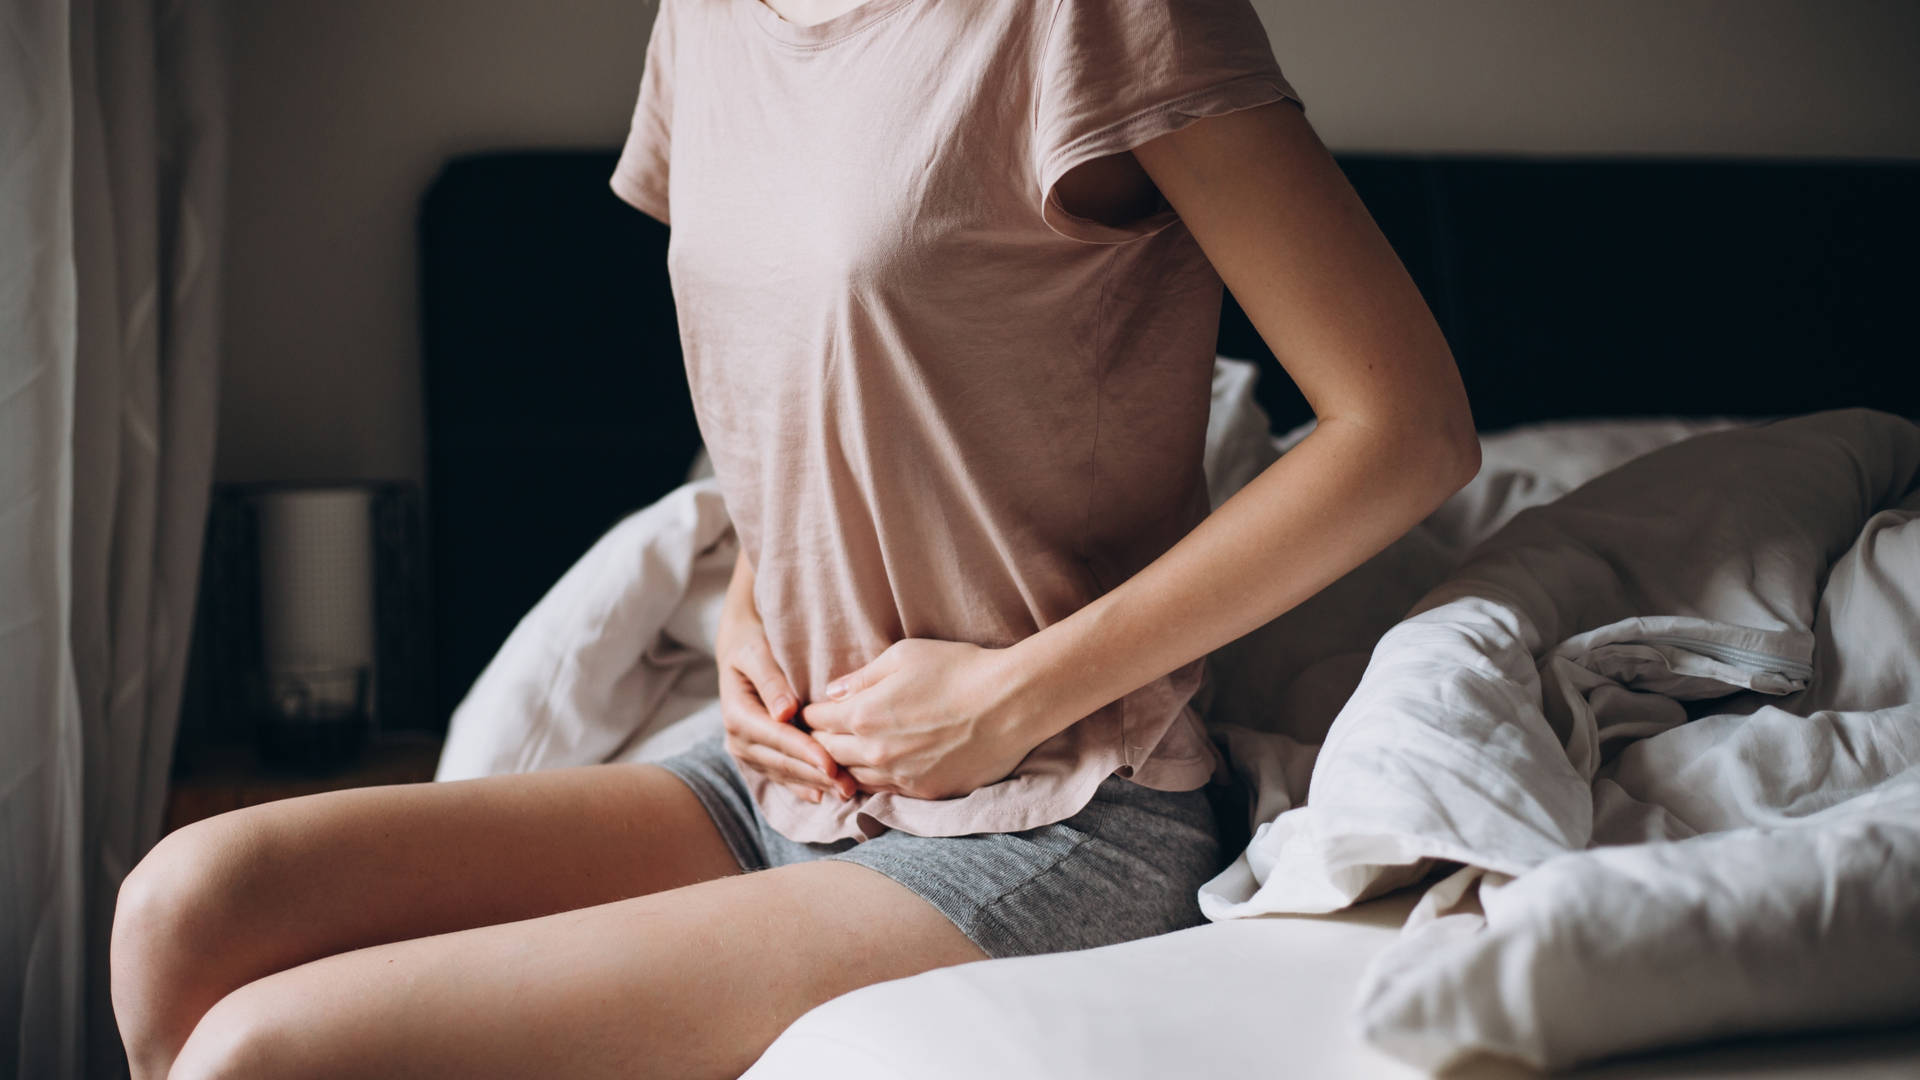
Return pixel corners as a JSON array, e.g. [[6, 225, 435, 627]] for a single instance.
[[111, 762, 745, 1080], [165, 860, 986, 1080]]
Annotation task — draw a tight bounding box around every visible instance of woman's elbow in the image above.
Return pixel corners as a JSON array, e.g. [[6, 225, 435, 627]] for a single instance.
[[1416, 394, 1481, 498], [1441, 419, 1482, 492]]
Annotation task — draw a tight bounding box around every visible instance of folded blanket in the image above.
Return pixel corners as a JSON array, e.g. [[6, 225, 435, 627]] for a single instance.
[[1199, 408, 1920, 1071]]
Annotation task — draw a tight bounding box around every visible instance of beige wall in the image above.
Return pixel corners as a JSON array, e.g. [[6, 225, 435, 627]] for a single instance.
[[217, 0, 1920, 485]]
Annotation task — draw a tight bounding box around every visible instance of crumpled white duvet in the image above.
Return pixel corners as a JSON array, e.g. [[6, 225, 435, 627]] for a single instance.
[[1197, 408, 1920, 1072]]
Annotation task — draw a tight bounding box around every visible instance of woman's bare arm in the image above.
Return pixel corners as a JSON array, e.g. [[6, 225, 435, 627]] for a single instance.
[[1000, 99, 1479, 733]]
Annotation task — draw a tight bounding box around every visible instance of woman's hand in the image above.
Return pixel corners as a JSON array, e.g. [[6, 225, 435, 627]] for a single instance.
[[717, 623, 857, 803], [715, 552, 856, 804], [799, 639, 1047, 801]]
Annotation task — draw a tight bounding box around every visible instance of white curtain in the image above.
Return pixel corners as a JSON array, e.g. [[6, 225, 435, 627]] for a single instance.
[[1, 1, 227, 1076]]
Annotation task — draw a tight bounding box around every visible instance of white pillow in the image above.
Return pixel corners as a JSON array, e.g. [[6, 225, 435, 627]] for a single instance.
[[433, 477, 737, 779]]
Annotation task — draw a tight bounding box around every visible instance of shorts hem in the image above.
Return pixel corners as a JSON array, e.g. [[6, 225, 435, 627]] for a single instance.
[[655, 756, 766, 873], [964, 810, 1113, 960], [824, 844, 1044, 961]]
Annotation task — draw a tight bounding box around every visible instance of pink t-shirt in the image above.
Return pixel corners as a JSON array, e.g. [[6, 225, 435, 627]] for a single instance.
[[611, 0, 1304, 842]]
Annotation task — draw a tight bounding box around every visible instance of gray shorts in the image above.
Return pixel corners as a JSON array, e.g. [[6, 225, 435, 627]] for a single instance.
[[653, 732, 1225, 960]]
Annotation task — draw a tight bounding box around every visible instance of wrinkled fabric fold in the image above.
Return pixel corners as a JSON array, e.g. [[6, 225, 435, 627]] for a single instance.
[[1198, 408, 1920, 1072]]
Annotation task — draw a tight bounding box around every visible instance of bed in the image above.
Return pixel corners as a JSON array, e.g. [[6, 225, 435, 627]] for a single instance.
[[419, 149, 1920, 1077]]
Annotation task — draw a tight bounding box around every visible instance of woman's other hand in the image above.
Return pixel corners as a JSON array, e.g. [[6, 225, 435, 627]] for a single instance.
[[716, 552, 857, 804], [800, 639, 1043, 801]]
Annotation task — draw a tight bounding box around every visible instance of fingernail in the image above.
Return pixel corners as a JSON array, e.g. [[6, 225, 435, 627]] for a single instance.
[[826, 680, 847, 699]]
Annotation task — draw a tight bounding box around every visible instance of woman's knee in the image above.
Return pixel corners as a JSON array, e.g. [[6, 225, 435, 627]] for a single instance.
[[111, 816, 268, 1068], [164, 983, 291, 1080], [115, 818, 246, 966]]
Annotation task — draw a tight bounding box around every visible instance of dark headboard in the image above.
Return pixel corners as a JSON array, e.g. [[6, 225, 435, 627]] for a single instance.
[[418, 149, 1920, 727]]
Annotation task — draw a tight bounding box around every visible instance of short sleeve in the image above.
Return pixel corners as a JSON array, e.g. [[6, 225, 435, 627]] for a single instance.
[[1031, 0, 1304, 243], [610, 0, 675, 225]]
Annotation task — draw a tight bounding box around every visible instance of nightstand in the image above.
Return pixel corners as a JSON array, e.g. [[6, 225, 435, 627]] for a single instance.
[[162, 732, 446, 837]]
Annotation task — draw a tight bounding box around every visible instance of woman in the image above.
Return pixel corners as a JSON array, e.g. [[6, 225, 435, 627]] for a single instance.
[[112, 0, 1477, 1076]]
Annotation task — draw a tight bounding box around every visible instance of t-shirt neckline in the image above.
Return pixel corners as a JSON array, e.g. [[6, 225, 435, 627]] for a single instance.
[[742, 0, 921, 47]]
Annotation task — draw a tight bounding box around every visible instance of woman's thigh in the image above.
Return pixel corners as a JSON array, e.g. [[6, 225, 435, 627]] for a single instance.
[[169, 859, 988, 1080], [116, 762, 743, 1050]]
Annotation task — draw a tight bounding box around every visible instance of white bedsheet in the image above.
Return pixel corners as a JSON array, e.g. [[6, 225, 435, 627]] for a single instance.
[[746, 889, 1437, 1080], [744, 885, 1920, 1080]]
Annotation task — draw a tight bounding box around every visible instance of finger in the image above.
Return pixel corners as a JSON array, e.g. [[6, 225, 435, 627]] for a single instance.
[[731, 738, 834, 799], [720, 695, 832, 787], [844, 764, 902, 794], [811, 730, 876, 770], [742, 706, 852, 789], [721, 664, 831, 767], [738, 714, 861, 801], [731, 638, 801, 724], [728, 722, 831, 785], [820, 653, 887, 701], [720, 669, 856, 800], [815, 733, 891, 801], [727, 650, 858, 800], [798, 698, 854, 735]]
